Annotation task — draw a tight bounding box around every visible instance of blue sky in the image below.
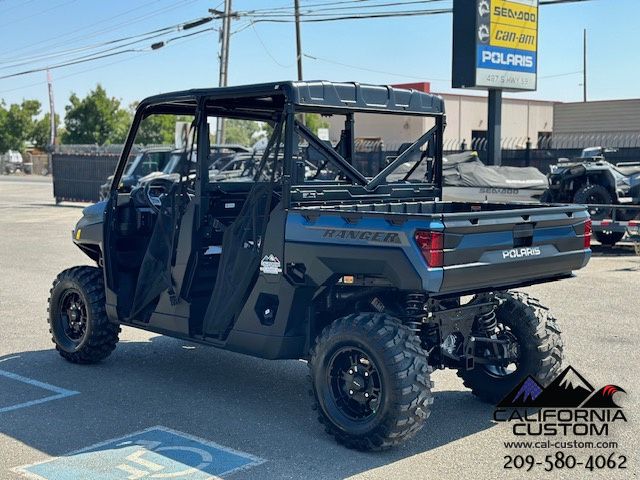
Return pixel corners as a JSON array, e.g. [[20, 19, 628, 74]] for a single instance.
[[0, 0, 638, 117]]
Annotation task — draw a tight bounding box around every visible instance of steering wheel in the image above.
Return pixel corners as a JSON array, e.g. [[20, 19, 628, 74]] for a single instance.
[[142, 177, 177, 213]]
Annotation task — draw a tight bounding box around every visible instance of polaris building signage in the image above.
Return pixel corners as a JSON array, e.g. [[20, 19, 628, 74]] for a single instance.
[[452, 0, 539, 91]]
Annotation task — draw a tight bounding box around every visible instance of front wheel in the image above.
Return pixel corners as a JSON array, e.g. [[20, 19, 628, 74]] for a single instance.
[[48, 266, 120, 364], [457, 292, 564, 404], [308, 313, 433, 451]]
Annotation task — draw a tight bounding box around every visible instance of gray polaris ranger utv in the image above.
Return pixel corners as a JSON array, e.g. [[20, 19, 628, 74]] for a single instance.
[[49, 81, 591, 450]]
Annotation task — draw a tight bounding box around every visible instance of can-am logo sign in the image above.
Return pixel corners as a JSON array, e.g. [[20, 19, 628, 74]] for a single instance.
[[494, 366, 627, 436]]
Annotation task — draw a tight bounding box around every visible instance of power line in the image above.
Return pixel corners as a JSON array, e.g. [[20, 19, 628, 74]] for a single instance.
[[232, 0, 599, 23], [0, 0, 203, 62], [0, 27, 215, 81], [240, 0, 450, 15], [2, 0, 78, 27], [0, 16, 215, 70], [0, 32, 209, 96], [304, 52, 449, 82], [248, 9, 453, 23], [250, 22, 294, 68]]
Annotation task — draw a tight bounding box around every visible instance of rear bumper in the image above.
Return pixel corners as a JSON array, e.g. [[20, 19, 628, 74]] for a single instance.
[[437, 249, 590, 295]]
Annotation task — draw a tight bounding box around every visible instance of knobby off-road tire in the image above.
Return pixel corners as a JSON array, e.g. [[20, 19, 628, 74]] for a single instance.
[[308, 313, 433, 451], [574, 184, 613, 221], [457, 292, 564, 404], [593, 231, 625, 246], [48, 266, 120, 364]]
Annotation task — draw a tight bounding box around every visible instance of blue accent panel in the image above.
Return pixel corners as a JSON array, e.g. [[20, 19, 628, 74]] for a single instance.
[[532, 225, 575, 242], [476, 45, 537, 73], [18, 427, 264, 480], [455, 230, 513, 250], [285, 212, 444, 292]]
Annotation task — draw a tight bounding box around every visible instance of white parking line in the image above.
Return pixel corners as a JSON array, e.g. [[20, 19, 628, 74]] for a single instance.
[[0, 369, 79, 413]]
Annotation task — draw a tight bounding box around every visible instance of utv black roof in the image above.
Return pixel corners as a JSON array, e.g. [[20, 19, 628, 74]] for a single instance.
[[137, 81, 445, 116]]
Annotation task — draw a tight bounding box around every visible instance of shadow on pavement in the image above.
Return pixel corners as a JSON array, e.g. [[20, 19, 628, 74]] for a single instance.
[[0, 336, 496, 478], [590, 243, 638, 257]]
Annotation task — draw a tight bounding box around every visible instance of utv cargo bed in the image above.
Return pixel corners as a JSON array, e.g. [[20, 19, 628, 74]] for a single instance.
[[290, 201, 590, 296]]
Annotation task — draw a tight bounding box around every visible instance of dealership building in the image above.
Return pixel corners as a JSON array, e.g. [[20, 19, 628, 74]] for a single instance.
[[325, 82, 639, 151]]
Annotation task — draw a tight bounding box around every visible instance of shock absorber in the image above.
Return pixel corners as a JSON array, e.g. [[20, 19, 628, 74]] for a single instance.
[[403, 292, 427, 333], [474, 307, 498, 336]]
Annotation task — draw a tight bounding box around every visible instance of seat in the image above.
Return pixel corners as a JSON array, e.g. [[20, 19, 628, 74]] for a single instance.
[[615, 165, 640, 176]]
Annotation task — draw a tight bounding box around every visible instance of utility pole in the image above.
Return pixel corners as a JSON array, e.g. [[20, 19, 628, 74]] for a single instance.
[[211, 0, 233, 144], [582, 28, 587, 102], [294, 0, 303, 81], [294, 0, 305, 126], [46, 69, 56, 148]]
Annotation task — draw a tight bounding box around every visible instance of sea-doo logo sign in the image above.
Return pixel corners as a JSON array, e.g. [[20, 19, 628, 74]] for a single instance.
[[502, 246, 541, 259], [493, 5, 536, 23], [494, 366, 627, 436], [479, 187, 520, 195]]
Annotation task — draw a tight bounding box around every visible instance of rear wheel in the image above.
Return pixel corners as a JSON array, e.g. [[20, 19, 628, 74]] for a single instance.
[[308, 313, 433, 451], [457, 292, 564, 404], [574, 184, 613, 220], [48, 266, 120, 364], [593, 231, 625, 246]]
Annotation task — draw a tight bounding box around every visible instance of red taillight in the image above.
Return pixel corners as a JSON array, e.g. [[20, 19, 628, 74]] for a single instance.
[[600, 219, 612, 226], [629, 220, 640, 227], [415, 230, 444, 267], [583, 219, 592, 249]]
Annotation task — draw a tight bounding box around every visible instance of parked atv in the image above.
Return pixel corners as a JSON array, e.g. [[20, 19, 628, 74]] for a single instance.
[[48, 81, 591, 451], [544, 147, 640, 245]]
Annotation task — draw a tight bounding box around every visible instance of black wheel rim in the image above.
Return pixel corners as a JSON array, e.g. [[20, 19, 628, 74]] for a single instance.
[[583, 192, 610, 219], [482, 326, 521, 378], [326, 347, 382, 422], [58, 290, 88, 343]]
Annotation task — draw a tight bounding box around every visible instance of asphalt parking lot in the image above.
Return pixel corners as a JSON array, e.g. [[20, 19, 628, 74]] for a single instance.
[[0, 175, 638, 479]]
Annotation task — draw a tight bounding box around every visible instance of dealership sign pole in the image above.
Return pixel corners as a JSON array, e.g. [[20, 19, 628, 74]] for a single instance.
[[452, 0, 539, 165]]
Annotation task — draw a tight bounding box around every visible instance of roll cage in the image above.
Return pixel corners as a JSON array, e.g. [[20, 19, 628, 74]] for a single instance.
[[110, 81, 447, 208]]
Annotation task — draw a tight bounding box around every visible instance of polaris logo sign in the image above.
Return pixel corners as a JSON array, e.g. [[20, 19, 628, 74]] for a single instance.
[[479, 46, 535, 72], [502, 246, 541, 259]]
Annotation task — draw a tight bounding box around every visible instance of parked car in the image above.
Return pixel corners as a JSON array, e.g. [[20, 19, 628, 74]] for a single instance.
[[48, 81, 590, 451], [1, 150, 31, 174], [99, 147, 173, 200]]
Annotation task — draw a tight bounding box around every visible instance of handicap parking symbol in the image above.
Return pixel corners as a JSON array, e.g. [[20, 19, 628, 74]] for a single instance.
[[14, 426, 264, 480]]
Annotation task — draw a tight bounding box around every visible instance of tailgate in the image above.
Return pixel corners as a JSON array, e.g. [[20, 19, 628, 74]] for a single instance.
[[438, 206, 590, 294]]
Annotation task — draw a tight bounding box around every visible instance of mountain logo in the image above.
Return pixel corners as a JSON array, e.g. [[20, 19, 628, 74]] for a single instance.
[[497, 366, 626, 409]]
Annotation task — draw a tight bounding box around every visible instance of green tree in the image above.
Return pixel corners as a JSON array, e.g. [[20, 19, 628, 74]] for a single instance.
[[0, 99, 41, 152], [136, 114, 177, 145], [62, 84, 131, 145], [31, 113, 61, 149], [223, 119, 265, 147], [304, 113, 329, 136]]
